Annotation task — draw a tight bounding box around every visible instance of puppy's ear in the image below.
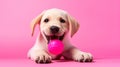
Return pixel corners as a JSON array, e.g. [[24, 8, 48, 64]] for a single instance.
[[67, 14, 79, 37], [31, 11, 45, 36]]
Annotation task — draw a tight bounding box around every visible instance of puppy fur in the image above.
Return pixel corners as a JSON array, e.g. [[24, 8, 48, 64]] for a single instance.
[[28, 8, 93, 63]]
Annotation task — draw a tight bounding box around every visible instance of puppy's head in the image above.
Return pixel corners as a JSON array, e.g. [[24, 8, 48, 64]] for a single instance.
[[31, 8, 79, 43]]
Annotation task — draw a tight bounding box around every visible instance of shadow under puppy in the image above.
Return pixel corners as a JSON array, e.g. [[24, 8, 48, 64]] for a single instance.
[[28, 8, 93, 63]]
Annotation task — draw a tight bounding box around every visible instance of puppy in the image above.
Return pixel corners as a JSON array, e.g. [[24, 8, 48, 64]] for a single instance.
[[28, 8, 93, 63]]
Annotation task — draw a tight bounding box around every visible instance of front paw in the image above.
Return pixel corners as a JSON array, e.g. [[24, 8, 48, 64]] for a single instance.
[[29, 52, 52, 63], [73, 52, 93, 62], [35, 54, 52, 63]]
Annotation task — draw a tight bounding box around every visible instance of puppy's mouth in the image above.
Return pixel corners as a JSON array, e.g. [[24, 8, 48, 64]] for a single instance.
[[44, 33, 65, 44]]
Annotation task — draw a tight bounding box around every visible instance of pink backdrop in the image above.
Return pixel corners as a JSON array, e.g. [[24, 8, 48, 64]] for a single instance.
[[0, 0, 120, 59]]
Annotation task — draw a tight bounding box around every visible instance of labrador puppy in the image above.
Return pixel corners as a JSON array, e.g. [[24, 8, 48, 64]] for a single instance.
[[28, 8, 93, 63]]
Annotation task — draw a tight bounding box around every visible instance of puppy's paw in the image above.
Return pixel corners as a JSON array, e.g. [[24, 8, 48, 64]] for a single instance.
[[35, 54, 52, 63], [29, 51, 52, 63], [73, 52, 93, 62]]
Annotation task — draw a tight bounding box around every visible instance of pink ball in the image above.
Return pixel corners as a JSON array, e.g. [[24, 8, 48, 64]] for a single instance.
[[48, 40, 64, 55]]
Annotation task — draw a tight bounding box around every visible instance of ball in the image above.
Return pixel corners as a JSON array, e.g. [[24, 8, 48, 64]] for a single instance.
[[48, 40, 64, 55]]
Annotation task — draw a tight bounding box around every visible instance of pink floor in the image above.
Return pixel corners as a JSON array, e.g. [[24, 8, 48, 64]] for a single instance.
[[0, 59, 120, 67]]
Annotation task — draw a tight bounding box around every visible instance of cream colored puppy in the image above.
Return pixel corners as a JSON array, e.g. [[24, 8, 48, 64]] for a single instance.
[[28, 8, 93, 63]]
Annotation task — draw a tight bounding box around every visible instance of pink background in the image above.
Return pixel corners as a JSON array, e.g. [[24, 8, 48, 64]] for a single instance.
[[0, 0, 120, 60]]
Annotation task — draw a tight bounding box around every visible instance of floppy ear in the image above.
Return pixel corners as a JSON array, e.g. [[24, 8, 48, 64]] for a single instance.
[[31, 11, 45, 36], [67, 14, 80, 37]]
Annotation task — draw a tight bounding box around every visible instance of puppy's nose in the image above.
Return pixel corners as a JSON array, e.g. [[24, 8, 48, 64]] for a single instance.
[[50, 26, 59, 34]]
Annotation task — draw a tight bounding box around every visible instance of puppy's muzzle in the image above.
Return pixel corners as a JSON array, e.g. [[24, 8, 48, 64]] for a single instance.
[[44, 26, 65, 44], [50, 26, 59, 34], [45, 34, 65, 44], [44, 26, 65, 43]]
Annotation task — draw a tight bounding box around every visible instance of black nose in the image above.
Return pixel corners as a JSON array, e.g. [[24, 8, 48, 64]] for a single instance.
[[50, 26, 59, 34]]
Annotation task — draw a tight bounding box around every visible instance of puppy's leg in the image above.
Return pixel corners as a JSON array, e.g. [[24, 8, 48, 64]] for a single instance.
[[28, 48, 52, 63], [28, 37, 52, 63], [63, 47, 93, 62]]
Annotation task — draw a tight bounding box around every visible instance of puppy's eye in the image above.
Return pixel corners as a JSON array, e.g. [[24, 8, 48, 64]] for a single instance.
[[60, 18, 65, 23], [44, 18, 49, 23]]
